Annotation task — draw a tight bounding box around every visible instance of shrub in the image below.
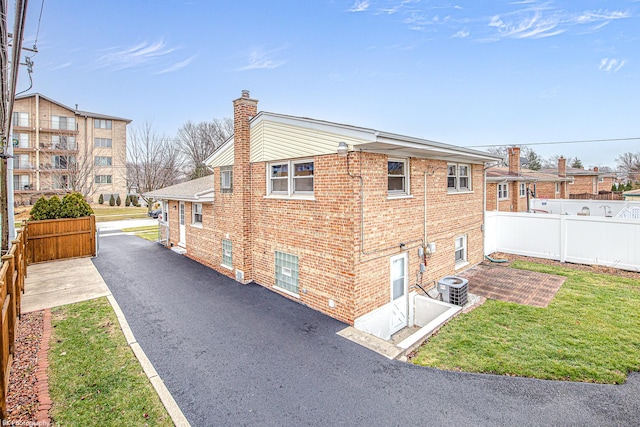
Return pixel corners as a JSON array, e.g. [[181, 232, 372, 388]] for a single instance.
[[125, 195, 131, 207], [98, 194, 104, 204], [116, 195, 122, 206], [29, 197, 50, 221], [130, 195, 138, 206], [60, 193, 94, 218], [29, 193, 92, 220], [109, 194, 115, 206]]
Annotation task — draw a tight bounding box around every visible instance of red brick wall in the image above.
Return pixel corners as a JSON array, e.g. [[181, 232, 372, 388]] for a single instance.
[[568, 175, 596, 195]]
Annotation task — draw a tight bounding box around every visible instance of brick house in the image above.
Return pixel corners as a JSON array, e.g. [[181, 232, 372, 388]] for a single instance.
[[486, 147, 570, 211], [540, 158, 614, 197], [146, 91, 500, 340]]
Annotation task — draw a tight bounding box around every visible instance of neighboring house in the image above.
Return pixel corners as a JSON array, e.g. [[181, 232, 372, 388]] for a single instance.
[[12, 93, 130, 204], [622, 189, 640, 201], [146, 90, 501, 340], [540, 160, 613, 196], [486, 147, 570, 212]]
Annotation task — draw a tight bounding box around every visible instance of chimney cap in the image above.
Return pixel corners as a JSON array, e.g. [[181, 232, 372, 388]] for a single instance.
[[241, 90, 250, 99]]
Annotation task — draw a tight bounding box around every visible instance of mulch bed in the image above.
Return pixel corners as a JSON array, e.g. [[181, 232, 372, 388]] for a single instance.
[[5, 309, 51, 425]]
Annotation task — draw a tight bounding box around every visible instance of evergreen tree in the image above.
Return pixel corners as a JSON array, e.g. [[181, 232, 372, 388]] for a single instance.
[[570, 157, 583, 169], [60, 193, 94, 218], [109, 194, 116, 206], [125, 195, 131, 206], [116, 195, 122, 206], [98, 194, 104, 204]]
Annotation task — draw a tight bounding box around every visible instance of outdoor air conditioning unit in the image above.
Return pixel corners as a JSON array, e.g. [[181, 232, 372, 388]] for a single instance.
[[437, 276, 468, 306]]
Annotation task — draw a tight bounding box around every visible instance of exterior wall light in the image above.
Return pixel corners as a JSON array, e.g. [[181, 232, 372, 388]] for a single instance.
[[337, 141, 348, 157]]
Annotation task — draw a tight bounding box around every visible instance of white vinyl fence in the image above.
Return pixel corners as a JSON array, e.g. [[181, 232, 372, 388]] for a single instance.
[[484, 211, 640, 272], [529, 198, 640, 217]]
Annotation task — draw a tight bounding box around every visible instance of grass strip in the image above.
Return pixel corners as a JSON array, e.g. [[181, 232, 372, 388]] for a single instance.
[[121, 225, 160, 242], [49, 298, 173, 426], [411, 261, 640, 384]]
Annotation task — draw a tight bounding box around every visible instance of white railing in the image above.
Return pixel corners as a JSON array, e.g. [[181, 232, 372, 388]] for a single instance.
[[485, 211, 640, 271]]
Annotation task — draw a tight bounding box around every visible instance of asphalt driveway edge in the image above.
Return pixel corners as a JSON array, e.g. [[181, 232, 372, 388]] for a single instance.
[[107, 294, 190, 426]]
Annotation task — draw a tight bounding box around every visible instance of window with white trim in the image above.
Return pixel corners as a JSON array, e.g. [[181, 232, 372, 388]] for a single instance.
[[222, 239, 232, 268], [94, 175, 112, 184], [268, 160, 314, 197], [519, 183, 526, 197], [95, 138, 112, 148], [12, 133, 29, 148], [598, 176, 604, 183], [94, 156, 112, 166], [498, 183, 508, 200], [52, 135, 77, 150], [275, 251, 299, 295], [13, 112, 29, 127], [455, 235, 467, 267], [162, 201, 168, 222], [221, 166, 232, 193], [192, 203, 203, 225], [52, 115, 76, 130], [388, 158, 409, 196], [555, 182, 560, 193], [448, 163, 472, 192], [94, 119, 112, 129]]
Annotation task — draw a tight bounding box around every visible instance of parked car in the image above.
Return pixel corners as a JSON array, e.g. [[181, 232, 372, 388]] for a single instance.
[[148, 208, 162, 219]]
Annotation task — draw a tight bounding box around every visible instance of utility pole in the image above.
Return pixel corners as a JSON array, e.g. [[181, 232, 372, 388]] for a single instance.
[[0, 0, 28, 253]]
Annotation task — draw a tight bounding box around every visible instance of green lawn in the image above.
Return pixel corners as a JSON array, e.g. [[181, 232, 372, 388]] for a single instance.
[[49, 298, 172, 426], [411, 261, 640, 384], [121, 225, 159, 242], [93, 206, 149, 222]]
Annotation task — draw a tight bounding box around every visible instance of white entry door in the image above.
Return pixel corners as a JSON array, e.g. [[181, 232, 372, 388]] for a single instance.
[[389, 253, 408, 335], [179, 202, 186, 246]]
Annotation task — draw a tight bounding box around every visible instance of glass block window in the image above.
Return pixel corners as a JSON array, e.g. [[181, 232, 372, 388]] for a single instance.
[[222, 239, 232, 268], [275, 251, 299, 295]]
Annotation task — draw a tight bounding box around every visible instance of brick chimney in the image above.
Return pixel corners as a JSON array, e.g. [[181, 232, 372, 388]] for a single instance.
[[508, 147, 521, 175], [558, 156, 566, 178], [593, 166, 599, 173], [233, 90, 258, 283]]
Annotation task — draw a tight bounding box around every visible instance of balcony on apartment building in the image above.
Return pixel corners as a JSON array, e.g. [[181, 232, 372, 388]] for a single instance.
[[38, 141, 79, 152]]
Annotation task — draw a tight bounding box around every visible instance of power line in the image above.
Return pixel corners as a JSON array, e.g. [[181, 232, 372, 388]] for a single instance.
[[464, 137, 640, 149]]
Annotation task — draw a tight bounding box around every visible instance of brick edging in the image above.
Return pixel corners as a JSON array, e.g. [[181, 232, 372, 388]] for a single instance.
[[35, 308, 52, 425]]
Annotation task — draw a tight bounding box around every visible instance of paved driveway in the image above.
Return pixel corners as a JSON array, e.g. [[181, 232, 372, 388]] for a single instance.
[[93, 235, 640, 426]]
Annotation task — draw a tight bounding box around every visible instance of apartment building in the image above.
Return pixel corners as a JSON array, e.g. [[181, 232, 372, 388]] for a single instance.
[[12, 93, 130, 204]]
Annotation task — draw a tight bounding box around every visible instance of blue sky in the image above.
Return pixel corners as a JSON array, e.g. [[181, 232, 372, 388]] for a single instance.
[[14, 0, 640, 169]]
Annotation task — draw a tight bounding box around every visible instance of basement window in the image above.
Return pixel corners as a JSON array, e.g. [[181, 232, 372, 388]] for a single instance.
[[455, 235, 468, 268], [222, 239, 232, 269], [274, 251, 299, 296]]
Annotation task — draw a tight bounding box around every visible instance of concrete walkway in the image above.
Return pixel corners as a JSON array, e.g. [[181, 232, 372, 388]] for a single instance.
[[21, 257, 189, 427]]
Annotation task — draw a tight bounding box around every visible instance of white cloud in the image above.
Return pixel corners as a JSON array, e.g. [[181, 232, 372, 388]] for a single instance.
[[50, 62, 72, 71], [348, 0, 370, 12], [452, 29, 470, 38], [599, 58, 626, 73], [95, 40, 177, 71], [156, 56, 196, 74], [237, 47, 286, 71]]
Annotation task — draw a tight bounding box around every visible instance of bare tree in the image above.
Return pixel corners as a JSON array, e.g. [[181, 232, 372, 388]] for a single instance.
[[616, 152, 640, 181], [177, 118, 232, 179], [48, 134, 94, 197], [542, 154, 562, 169], [486, 145, 541, 170], [123, 122, 184, 209]]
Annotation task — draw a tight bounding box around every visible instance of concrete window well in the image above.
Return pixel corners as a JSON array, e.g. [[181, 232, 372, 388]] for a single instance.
[[340, 282, 482, 361]]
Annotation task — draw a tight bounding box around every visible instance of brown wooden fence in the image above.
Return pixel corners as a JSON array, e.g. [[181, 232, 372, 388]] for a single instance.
[[25, 215, 97, 264], [0, 229, 27, 419], [569, 191, 624, 201]]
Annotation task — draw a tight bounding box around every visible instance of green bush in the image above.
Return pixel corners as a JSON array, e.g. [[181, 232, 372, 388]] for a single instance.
[[60, 193, 94, 218], [109, 194, 115, 206], [29, 197, 50, 221], [98, 194, 104, 204], [116, 195, 122, 206], [29, 193, 92, 220], [125, 195, 131, 207]]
